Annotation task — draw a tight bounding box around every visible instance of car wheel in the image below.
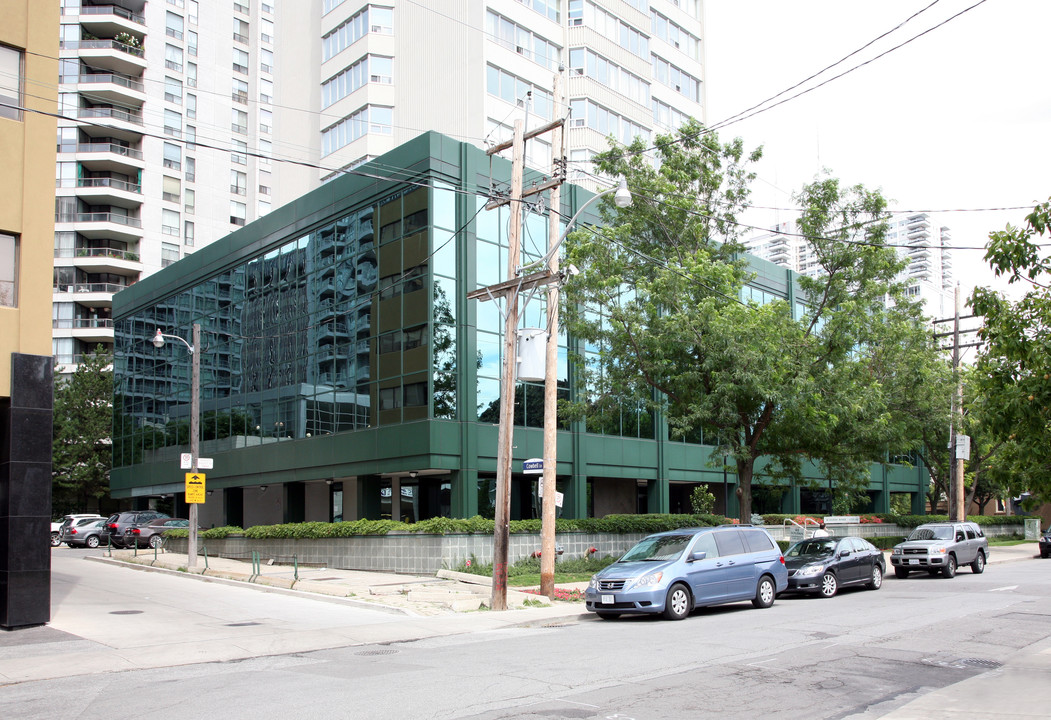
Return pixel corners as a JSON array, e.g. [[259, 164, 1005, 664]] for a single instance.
[[663, 583, 691, 621], [148, 535, 163, 549], [867, 565, 883, 590], [942, 555, 957, 578], [894, 567, 910, 579], [595, 612, 620, 620], [752, 575, 776, 609], [819, 572, 838, 598], [971, 551, 985, 574], [86, 535, 100, 549], [1042, 550, 1049, 559], [50, 532, 61, 548]]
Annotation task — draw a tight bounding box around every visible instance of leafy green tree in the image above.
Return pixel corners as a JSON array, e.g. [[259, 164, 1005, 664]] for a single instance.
[[561, 120, 937, 521], [690, 484, 716, 514], [969, 198, 1051, 504], [53, 345, 113, 514]]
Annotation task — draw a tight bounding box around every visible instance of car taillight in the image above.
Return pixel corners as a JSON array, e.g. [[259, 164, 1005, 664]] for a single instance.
[[131, 528, 141, 535], [780, 555, 786, 564], [107, 523, 117, 529], [70, 528, 78, 535]]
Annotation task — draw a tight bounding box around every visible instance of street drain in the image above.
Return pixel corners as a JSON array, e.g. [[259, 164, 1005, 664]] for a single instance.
[[356, 648, 398, 656], [226, 622, 261, 627], [109, 610, 143, 615], [958, 658, 1003, 669]]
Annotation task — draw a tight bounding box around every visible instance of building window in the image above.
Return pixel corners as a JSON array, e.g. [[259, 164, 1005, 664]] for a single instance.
[[514, 0, 559, 23], [164, 108, 182, 137], [0, 232, 17, 306], [233, 18, 249, 44], [259, 107, 272, 133], [232, 78, 248, 104], [231, 139, 247, 165], [185, 188, 195, 214], [260, 18, 274, 44], [161, 242, 180, 267], [568, 98, 649, 145], [258, 170, 271, 195], [164, 76, 183, 104], [165, 44, 184, 72], [260, 48, 274, 74], [257, 200, 271, 216], [321, 105, 392, 156], [162, 209, 181, 237], [185, 156, 196, 182], [322, 6, 394, 62], [232, 108, 248, 134], [163, 142, 182, 170], [259, 78, 273, 104], [162, 175, 181, 203], [230, 201, 246, 226], [485, 65, 553, 119], [231, 169, 247, 195], [166, 11, 184, 40], [486, 11, 561, 70], [321, 55, 392, 109], [186, 92, 197, 119], [184, 220, 194, 246], [188, 0, 199, 24], [233, 48, 249, 74], [187, 30, 198, 57], [652, 54, 701, 103], [651, 9, 702, 60], [568, 48, 649, 106], [187, 62, 197, 87], [258, 139, 271, 165]]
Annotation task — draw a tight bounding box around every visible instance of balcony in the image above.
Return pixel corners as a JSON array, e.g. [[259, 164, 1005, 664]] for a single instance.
[[70, 141, 145, 173], [77, 105, 144, 142], [56, 246, 142, 275], [53, 317, 116, 344], [61, 176, 143, 208], [62, 39, 147, 76], [56, 211, 143, 243], [67, 71, 146, 106], [52, 282, 127, 306], [77, 4, 147, 39]]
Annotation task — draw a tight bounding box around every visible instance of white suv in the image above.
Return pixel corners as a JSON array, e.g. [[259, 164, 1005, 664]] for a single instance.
[[891, 521, 989, 578]]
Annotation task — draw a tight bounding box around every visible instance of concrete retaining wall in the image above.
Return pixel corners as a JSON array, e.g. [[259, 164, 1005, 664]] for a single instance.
[[164, 523, 1025, 575]]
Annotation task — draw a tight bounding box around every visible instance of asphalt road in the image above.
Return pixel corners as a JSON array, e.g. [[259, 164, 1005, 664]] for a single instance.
[[3, 548, 1049, 720]]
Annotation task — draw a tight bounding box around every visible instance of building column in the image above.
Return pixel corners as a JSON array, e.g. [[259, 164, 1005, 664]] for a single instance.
[[0, 354, 53, 629]]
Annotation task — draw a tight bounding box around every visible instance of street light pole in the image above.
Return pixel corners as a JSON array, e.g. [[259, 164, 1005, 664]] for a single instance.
[[152, 324, 201, 570]]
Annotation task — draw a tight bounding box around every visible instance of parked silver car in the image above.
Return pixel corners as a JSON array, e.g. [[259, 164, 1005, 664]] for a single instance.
[[890, 521, 989, 578], [60, 518, 107, 548], [51, 514, 105, 547]]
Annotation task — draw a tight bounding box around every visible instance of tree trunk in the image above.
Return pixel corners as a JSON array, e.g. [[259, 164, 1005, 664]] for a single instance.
[[736, 457, 755, 523]]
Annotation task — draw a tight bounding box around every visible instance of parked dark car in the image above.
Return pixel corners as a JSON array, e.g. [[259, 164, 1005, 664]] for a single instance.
[[102, 511, 170, 548], [782, 536, 885, 598], [126, 518, 191, 549], [1040, 527, 1051, 559], [584, 525, 788, 620], [60, 518, 107, 548]]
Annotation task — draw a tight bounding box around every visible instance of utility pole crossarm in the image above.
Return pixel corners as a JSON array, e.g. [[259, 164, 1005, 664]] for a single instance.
[[465, 269, 559, 302], [486, 118, 565, 155], [485, 178, 565, 211]]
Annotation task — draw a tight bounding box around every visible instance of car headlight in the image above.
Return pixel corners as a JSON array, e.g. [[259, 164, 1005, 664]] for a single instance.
[[798, 564, 825, 577], [588, 574, 599, 590], [892, 547, 902, 555], [628, 571, 663, 590], [930, 546, 947, 555]]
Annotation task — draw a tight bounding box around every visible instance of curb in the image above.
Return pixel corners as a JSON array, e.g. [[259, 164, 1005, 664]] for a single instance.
[[85, 554, 414, 616]]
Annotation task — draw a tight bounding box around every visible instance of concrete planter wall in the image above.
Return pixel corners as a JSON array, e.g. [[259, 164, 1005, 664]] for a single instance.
[[164, 523, 1025, 575]]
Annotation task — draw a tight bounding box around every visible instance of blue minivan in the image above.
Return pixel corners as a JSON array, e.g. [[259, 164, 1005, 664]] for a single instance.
[[584, 525, 788, 620]]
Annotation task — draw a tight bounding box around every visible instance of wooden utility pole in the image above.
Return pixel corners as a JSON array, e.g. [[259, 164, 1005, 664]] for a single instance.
[[952, 285, 965, 521], [540, 71, 564, 599], [490, 120, 525, 611]]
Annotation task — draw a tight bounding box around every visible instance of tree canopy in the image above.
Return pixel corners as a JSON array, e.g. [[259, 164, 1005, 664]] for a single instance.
[[969, 198, 1051, 506], [53, 345, 113, 515], [561, 120, 939, 521]]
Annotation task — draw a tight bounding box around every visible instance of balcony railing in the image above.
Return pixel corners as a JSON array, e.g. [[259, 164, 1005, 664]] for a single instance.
[[79, 5, 146, 24], [53, 282, 128, 294], [53, 318, 115, 330], [56, 177, 142, 193], [73, 142, 143, 160], [60, 39, 145, 58], [78, 106, 144, 126], [56, 212, 143, 228], [55, 247, 140, 262], [61, 72, 145, 93]]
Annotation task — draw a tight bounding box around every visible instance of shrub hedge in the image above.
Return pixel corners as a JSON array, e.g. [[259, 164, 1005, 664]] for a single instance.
[[163, 512, 1035, 540]]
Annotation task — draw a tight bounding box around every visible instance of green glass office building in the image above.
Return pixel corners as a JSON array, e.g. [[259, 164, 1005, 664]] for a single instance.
[[111, 133, 927, 528]]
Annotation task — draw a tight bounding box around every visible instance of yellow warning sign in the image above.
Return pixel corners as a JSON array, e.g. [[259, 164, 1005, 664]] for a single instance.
[[185, 472, 206, 504]]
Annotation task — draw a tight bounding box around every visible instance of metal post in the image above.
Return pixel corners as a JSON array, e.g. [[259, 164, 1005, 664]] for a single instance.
[[492, 119, 525, 612], [189, 323, 201, 569], [540, 70, 564, 599]]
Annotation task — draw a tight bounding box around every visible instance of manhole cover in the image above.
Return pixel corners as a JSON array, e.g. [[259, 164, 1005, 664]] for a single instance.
[[226, 622, 261, 627], [109, 610, 143, 615], [356, 648, 398, 656], [958, 658, 1003, 669]]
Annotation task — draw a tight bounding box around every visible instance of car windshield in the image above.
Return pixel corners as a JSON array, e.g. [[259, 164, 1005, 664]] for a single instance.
[[909, 526, 953, 541], [619, 534, 692, 562], [786, 539, 837, 558]]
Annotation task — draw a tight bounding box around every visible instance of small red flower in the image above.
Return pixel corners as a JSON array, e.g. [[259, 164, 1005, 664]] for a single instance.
[[587, 547, 598, 554], [465, 559, 472, 568]]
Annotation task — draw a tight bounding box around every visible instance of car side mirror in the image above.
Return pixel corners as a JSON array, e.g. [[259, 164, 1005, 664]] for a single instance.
[[839, 550, 851, 558], [688, 551, 707, 562]]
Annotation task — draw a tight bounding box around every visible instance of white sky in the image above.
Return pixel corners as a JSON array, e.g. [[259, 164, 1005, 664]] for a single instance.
[[702, 0, 1050, 303]]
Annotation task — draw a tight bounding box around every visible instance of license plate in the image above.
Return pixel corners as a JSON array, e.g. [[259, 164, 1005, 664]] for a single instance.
[[601, 594, 614, 605], [909, 559, 919, 565]]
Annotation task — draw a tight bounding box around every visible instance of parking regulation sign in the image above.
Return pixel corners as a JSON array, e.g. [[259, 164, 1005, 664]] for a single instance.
[[185, 473, 206, 504]]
